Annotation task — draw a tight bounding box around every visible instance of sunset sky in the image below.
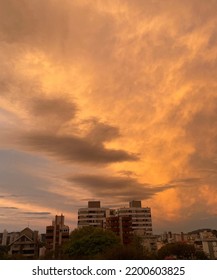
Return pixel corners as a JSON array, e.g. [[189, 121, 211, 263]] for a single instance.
[[0, 0, 217, 233]]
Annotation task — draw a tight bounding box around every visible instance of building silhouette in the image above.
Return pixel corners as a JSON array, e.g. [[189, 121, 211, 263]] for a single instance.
[[106, 215, 133, 244], [8, 227, 39, 259], [45, 214, 69, 257]]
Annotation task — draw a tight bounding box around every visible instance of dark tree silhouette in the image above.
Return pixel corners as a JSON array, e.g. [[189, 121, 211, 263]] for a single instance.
[[158, 242, 208, 260], [64, 226, 120, 259], [0, 245, 8, 260]]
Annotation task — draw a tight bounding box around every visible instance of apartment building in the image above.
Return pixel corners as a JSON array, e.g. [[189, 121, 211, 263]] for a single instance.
[[45, 214, 69, 255], [0, 230, 20, 246], [8, 227, 39, 259], [77, 201, 111, 228], [77, 200, 154, 251], [106, 216, 133, 245], [118, 200, 152, 236], [202, 240, 217, 259]]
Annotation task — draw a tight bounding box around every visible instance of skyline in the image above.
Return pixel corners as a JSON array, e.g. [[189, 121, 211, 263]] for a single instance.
[[0, 0, 217, 233]]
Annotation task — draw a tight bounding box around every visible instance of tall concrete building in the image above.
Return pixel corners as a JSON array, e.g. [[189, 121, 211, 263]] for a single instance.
[[45, 214, 69, 255], [106, 216, 133, 244], [77, 200, 152, 236], [77, 200, 153, 251], [118, 200, 152, 236], [77, 201, 111, 228]]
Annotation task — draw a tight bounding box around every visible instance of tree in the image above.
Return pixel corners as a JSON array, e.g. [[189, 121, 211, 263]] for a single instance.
[[100, 234, 144, 260], [194, 250, 208, 260], [101, 243, 155, 260], [0, 245, 9, 260], [157, 242, 207, 260], [64, 226, 121, 259]]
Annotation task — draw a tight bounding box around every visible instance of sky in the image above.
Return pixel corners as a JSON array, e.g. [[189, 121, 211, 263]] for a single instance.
[[0, 0, 217, 234]]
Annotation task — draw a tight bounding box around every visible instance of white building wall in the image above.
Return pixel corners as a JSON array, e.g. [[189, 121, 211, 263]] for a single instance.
[[77, 202, 110, 228], [202, 240, 217, 259]]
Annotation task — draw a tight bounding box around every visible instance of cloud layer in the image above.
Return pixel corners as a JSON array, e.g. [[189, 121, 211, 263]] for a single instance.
[[0, 0, 217, 232]]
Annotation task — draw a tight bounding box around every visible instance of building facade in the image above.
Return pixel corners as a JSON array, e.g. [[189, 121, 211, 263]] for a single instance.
[[77, 201, 111, 228], [202, 240, 217, 259], [77, 200, 153, 250], [45, 214, 69, 256], [118, 201, 152, 236], [106, 216, 133, 245], [8, 227, 39, 259], [0, 230, 20, 246]]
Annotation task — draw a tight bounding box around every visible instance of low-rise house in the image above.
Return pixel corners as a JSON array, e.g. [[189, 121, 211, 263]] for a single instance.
[[8, 227, 39, 259]]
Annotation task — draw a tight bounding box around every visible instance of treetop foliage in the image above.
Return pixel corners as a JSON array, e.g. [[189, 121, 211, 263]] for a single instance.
[[64, 226, 120, 259]]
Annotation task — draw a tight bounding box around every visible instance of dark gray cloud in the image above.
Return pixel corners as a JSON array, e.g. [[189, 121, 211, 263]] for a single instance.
[[21, 131, 138, 165], [21, 212, 51, 215], [30, 97, 77, 122], [68, 174, 171, 201], [0, 207, 18, 209], [21, 216, 51, 220], [8, 91, 138, 166], [85, 118, 120, 144], [0, 194, 20, 198]]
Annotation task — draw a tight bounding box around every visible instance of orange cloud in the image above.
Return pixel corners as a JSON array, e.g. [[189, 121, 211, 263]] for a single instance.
[[1, 0, 217, 232]]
